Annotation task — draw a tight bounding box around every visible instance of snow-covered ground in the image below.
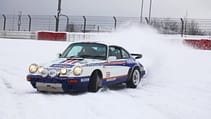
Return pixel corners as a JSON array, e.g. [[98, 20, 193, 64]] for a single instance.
[[0, 26, 211, 119]]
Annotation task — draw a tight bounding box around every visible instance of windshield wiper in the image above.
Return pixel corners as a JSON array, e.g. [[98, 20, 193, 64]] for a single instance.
[[67, 56, 84, 60], [79, 55, 105, 60], [79, 55, 93, 58], [92, 56, 106, 60]]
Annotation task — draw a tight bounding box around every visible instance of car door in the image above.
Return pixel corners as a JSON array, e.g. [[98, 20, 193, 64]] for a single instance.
[[104, 46, 130, 83]]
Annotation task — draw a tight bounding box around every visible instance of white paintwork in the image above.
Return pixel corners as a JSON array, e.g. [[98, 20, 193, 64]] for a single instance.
[[29, 57, 130, 81]]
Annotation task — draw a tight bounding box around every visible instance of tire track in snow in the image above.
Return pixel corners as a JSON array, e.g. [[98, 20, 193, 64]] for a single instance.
[[0, 66, 48, 119], [0, 67, 17, 94], [0, 76, 13, 89], [103, 81, 195, 119], [0, 76, 17, 95], [99, 87, 170, 119], [0, 67, 13, 91]]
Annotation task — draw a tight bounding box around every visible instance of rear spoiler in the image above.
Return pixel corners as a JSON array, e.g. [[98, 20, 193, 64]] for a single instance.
[[131, 53, 143, 59]]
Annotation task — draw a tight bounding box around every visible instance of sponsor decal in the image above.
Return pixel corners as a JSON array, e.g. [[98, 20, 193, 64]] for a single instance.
[[83, 63, 104, 67], [80, 78, 89, 82], [105, 74, 128, 80], [50, 59, 80, 68], [106, 72, 110, 78], [104, 61, 125, 65], [50, 64, 74, 68]]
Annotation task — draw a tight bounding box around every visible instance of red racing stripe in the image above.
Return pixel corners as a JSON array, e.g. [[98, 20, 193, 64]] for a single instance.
[[104, 74, 128, 80], [65, 59, 76, 64], [104, 61, 125, 65]]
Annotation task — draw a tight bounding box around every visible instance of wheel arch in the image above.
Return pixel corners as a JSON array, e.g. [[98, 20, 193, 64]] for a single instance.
[[127, 65, 141, 81], [88, 69, 103, 92], [90, 69, 103, 79]]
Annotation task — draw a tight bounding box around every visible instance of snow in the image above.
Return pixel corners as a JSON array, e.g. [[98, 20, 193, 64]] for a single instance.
[[0, 25, 211, 119]]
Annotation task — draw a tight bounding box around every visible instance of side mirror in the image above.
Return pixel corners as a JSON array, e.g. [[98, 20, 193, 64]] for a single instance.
[[57, 53, 62, 58], [131, 53, 142, 59], [108, 56, 117, 62], [135, 55, 142, 59]]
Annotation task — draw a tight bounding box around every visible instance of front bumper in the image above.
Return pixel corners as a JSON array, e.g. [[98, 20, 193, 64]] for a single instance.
[[27, 75, 90, 92]]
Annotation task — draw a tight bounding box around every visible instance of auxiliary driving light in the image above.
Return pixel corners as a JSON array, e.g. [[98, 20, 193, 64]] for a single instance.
[[73, 66, 83, 76], [38, 66, 44, 73], [41, 69, 48, 77], [60, 67, 67, 75], [29, 64, 38, 73], [49, 69, 57, 77], [38, 66, 49, 77]]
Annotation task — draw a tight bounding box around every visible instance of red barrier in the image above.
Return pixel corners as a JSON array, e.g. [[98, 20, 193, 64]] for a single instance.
[[184, 39, 211, 50], [37, 31, 67, 41]]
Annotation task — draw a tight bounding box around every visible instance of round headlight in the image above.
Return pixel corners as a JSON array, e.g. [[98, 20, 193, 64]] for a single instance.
[[29, 64, 38, 73], [60, 67, 67, 75], [73, 66, 83, 76], [38, 66, 44, 73], [41, 69, 48, 77], [37, 66, 48, 77]]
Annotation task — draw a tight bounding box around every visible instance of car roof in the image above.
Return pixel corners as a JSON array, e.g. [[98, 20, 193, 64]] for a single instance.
[[69, 40, 131, 54], [71, 40, 112, 46], [70, 40, 128, 49]]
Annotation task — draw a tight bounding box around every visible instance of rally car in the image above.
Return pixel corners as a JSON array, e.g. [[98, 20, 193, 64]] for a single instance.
[[26, 42, 145, 93]]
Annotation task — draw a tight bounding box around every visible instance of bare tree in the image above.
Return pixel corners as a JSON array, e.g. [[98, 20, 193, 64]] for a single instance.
[[151, 18, 180, 34]]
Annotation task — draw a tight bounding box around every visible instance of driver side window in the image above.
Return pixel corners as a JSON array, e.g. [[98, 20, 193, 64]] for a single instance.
[[109, 46, 121, 59], [121, 49, 130, 59]]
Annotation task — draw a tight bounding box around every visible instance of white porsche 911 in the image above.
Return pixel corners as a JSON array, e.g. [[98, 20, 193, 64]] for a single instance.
[[26, 41, 145, 93]]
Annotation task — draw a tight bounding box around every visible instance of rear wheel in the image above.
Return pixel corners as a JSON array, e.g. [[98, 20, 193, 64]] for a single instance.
[[88, 71, 101, 92], [127, 68, 141, 88]]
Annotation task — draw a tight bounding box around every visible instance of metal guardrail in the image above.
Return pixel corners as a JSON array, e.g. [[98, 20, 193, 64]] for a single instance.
[[1, 14, 211, 36], [0, 31, 36, 39]]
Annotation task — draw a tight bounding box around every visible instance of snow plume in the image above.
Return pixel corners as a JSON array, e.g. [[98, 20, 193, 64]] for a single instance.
[[99, 24, 211, 83], [97, 24, 183, 82], [99, 25, 211, 119]]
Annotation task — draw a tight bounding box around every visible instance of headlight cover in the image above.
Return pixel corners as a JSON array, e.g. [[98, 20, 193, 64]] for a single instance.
[[73, 66, 83, 76], [29, 64, 38, 73]]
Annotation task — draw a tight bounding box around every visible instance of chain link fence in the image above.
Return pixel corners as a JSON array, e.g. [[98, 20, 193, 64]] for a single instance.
[[1, 14, 211, 36], [150, 18, 211, 36]]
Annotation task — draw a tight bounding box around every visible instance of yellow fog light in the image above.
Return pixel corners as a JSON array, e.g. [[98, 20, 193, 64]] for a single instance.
[[60, 67, 67, 75], [29, 64, 38, 73], [73, 66, 83, 76]]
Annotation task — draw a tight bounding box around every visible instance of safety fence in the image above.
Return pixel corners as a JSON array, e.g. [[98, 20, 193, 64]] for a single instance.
[[0, 30, 211, 50], [0, 31, 110, 41], [1, 14, 211, 36], [150, 18, 211, 36]]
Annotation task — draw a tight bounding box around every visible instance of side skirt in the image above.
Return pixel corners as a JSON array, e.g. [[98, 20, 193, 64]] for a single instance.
[[102, 75, 128, 87]]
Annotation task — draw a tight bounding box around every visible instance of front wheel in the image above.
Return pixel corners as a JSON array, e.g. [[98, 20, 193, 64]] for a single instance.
[[127, 69, 141, 88], [88, 71, 101, 92]]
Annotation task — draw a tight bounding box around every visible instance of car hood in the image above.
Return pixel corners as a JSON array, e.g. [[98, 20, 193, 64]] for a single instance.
[[45, 58, 104, 69]]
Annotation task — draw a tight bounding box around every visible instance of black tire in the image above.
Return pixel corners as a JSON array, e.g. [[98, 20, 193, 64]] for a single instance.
[[127, 68, 141, 88], [88, 71, 101, 92]]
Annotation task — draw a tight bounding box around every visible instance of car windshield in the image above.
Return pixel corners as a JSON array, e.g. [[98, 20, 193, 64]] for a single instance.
[[60, 43, 107, 60]]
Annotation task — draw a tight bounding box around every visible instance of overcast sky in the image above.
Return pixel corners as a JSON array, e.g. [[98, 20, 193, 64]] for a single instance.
[[0, 0, 211, 18]]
